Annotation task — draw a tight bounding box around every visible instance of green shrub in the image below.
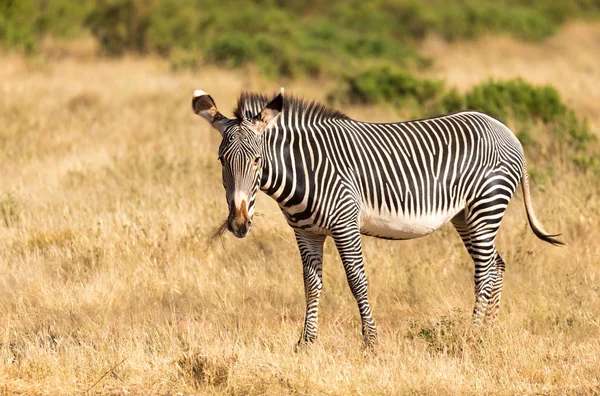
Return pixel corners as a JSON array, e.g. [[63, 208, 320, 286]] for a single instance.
[[4, 0, 600, 76], [0, 0, 43, 53], [429, 2, 556, 41], [331, 67, 444, 106], [0, 0, 87, 53], [463, 79, 567, 123], [205, 33, 292, 77], [86, 0, 152, 55], [145, 0, 201, 55], [572, 153, 600, 173], [507, 0, 600, 23], [0, 0, 93, 53], [559, 110, 595, 150], [37, 1, 95, 39], [439, 88, 465, 114], [329, 67, 463, 115], [206, 34, 262, 69]]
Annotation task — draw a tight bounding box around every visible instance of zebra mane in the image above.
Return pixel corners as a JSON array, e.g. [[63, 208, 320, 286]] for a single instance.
[[233, 91, 349, 122]]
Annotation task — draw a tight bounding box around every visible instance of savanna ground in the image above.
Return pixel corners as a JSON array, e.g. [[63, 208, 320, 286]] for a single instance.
[[1, 22, 600, 394]]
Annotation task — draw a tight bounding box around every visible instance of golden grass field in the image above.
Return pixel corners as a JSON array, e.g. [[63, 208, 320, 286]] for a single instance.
[[1, 22, 600, 394]]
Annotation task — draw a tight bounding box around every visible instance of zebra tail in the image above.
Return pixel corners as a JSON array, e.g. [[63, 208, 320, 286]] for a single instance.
[[520, 164, 565, 246]]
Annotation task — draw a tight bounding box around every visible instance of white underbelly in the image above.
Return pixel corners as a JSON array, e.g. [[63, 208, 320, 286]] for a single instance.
[[360, 206, 463, 239]]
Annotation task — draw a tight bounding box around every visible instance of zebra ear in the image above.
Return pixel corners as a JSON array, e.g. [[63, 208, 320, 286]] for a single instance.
[[192, 90, 228, 134], [253, 88, 283, 133]]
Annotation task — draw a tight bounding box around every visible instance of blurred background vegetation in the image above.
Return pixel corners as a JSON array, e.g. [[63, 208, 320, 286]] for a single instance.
[[3, 0, 600, 74], [1, 0, 599, 173]]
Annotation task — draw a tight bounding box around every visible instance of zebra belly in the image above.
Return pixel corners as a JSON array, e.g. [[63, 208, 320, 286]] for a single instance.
[[359, 206, 463, 240]]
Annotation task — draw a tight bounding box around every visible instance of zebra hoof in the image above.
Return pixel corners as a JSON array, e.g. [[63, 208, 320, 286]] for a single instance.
[[294, 336, 317, 352], [362, 338, 377, 354]]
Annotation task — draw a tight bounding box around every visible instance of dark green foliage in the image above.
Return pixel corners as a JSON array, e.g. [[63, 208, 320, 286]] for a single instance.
[[428, 2, 556, 42], [516, 127, 535, 148], [0, 0, 93, 53], [507, 0, 600, 23], [329, 67, 463, 116], [205, 34, 294, 77], [145, 0, 202, 55], [333, 67, 444, 107], [197, 5, 427, 78], [463, 79, 566, 123], [86, 0, 152, 56], [572, 152, 600, 173], [37, 1, 95, 39], [440, 88, 466, 114], [3, 0, 600, 76], [0, 0, 41, 53]]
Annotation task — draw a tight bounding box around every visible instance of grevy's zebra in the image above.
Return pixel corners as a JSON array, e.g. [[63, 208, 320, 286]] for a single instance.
[[192, 88, 563, 348]]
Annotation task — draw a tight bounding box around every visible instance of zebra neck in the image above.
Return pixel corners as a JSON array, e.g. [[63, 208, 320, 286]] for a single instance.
[[259, 121, 320, 209]]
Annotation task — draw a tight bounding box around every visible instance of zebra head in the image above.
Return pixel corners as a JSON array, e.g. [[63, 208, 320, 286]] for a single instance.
[[192, 89, 283, 238]]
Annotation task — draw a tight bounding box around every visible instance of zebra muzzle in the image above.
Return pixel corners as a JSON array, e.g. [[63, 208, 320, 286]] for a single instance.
[[227, 200, 253, 238]]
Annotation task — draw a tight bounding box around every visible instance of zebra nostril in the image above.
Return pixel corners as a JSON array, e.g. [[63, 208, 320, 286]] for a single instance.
[[235, 223, 247, 238]]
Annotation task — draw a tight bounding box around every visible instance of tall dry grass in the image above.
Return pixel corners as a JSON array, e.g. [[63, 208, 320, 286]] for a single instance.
[[1, 25, 600, 394]]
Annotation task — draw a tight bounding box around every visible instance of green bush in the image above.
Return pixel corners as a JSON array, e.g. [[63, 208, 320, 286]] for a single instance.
[[463, 79, 567, 123], [507, 0, 600, 23], [5, 0, 600, 76], [0, 0, 41, 53], [145, 0, 202, 55], [4, 0, 600, 77], [0, 0, 93, 53], [428, 2, 556, 41], [37, 1, 95, 39], [86, 0, 152, 55], [329, 66, 462, 115], [559, 109, 595, 150], [205, 33, 296, 78], [331, 67, 444, 106]]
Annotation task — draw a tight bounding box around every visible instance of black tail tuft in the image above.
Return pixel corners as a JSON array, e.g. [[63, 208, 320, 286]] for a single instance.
[[532, 229, 565, 247]]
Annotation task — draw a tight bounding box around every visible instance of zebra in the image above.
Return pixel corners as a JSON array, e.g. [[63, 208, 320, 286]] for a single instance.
[[192, 88, 563, 348]]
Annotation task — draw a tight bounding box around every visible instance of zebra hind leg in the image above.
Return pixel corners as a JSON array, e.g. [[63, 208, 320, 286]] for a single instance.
[[485, 252, 506, 322], [294, 230, 327, 347], [452, 209, 504, 325]]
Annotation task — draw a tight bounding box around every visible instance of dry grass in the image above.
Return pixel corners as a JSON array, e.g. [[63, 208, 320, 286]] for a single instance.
[[1, 24, 600, 394]]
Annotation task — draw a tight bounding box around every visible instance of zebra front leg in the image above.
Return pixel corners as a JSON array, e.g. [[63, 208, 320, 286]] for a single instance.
[[332, 226, 377, 348], [294, 230, 326, 347]]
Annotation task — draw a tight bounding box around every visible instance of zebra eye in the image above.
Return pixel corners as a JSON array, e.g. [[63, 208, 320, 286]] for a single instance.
[[253, 156, 262, 166]]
